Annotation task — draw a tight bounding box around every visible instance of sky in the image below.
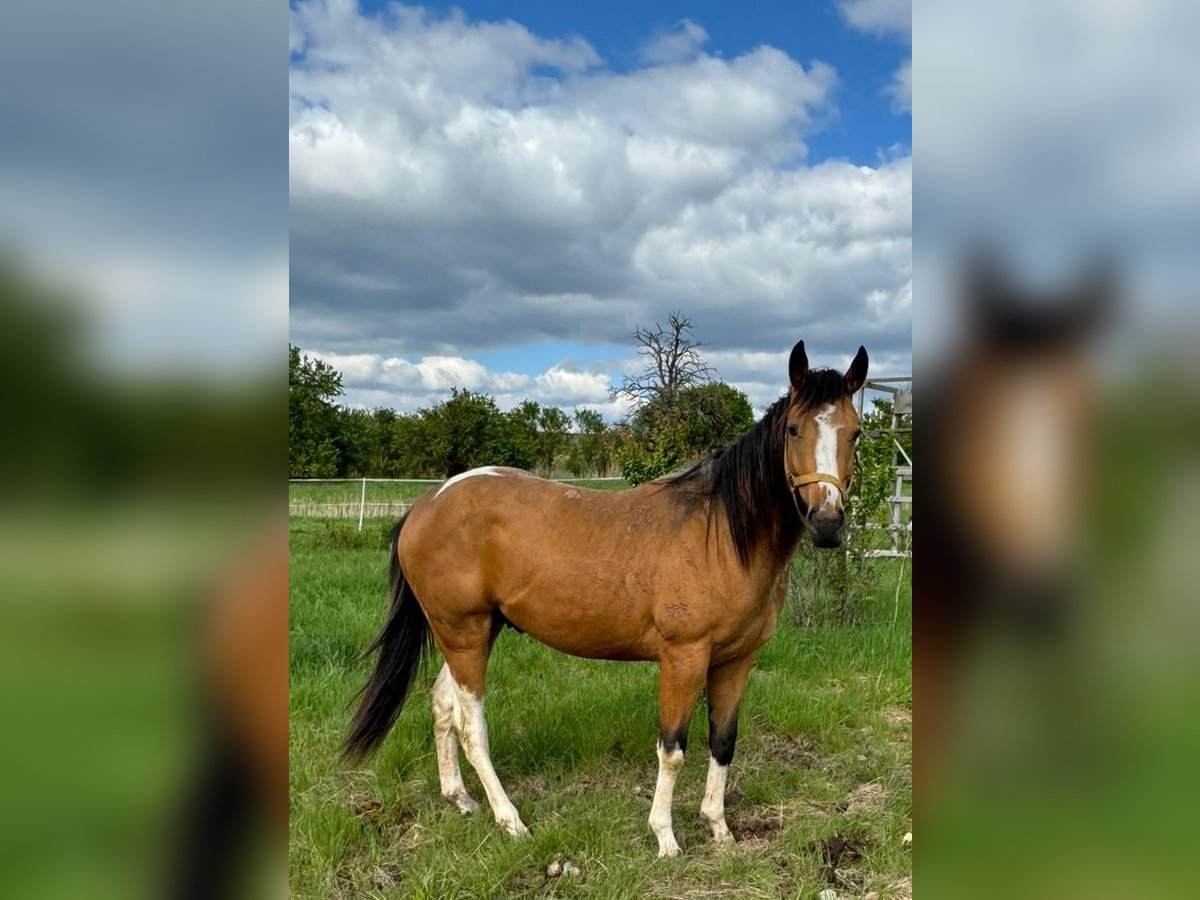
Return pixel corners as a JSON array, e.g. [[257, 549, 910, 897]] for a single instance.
[[288, 0, 912, 418]]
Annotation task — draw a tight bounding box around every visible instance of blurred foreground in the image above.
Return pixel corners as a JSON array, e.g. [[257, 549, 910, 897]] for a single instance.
[[0, 1, 284, 894], [0, 261, 285, 898], [918, 2, 1200, 895]]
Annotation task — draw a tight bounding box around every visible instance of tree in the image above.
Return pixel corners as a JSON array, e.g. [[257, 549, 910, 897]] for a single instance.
[[535, 406, 570, 476], [333, 407, 375, 477], [391, 412, 438, 477], [573, 408, 610, 476], [679, 382, 754, 452], [631, 381, 754, 456], [421, 389, 507, 477], [289, 345, 343, 477], [613, 312, 717, 484], [505, 400, 543, 471], [612, 312, 714, 417], [369, 408, 399, 476]]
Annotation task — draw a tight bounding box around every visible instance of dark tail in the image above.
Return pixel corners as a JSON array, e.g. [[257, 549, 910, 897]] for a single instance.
[[342, 514, 433, 762]]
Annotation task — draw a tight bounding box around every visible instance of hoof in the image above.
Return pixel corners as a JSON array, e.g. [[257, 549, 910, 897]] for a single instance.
[[656, 838, 681, 858], [710, 822, 735, 846], [499, 818, 531, 839], [444, 789, 480, 815]]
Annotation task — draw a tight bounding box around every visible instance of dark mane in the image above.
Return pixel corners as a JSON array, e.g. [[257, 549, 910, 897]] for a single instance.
[[662, 368, 849, 566]]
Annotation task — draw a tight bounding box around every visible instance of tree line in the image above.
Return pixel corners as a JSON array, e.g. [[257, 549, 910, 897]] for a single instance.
[[289, 315, 756, 482], [291, 347, 604, 479]]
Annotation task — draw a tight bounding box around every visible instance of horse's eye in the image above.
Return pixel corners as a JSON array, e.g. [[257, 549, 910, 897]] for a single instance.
[[787, 424, 799, 438], [851, 428, 861, 442]]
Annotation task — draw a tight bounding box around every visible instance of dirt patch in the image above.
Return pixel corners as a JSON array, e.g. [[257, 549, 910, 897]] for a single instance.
[[883, 708, 911, 728], [733, 813, 783, 840], [347, 793, 384, 824], [843, 781, 887, 815], [809, 832, 868, 887], [755, 725, 822, 768], [346, 791, 420, 841]]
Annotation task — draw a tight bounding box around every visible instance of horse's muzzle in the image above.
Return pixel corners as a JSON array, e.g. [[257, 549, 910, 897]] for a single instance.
[[807, 509, 845, 549]]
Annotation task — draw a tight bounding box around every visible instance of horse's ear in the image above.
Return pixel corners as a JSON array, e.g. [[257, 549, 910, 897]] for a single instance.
[[844, 346, 868, 394], [788, 340, 808, 392]]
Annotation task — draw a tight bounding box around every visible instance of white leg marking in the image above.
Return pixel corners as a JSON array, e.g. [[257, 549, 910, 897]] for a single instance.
[[434, 466, 504, 498], [648, 741, 685, 857], [431, 664, 478, 813], [700, 756, 734, 845], [450, 678, 529, 837], [814, 404, 843, 511]]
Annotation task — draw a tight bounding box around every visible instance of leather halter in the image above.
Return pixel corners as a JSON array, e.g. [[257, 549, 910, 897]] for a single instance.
[[787, 471, 845, 493], [786, 471, 845, 514]]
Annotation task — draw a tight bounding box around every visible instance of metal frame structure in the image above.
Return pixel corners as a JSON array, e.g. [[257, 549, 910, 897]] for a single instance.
[[854, 376, 912, 560]]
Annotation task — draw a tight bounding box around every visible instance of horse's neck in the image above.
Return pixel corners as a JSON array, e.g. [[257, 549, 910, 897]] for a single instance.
[[742, 520, 804, 586], [774, 528, 806, 572]]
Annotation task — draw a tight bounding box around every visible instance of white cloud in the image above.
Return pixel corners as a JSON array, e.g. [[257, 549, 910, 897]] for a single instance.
[[887, 58, 911, 114], [313, 350, 618, 415], [289, 2, 911, 413], [641, 19, 710, 65], [836, 0, 911, 39]]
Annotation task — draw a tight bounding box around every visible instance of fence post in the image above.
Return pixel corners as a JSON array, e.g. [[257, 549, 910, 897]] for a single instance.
[[358, 477, 367, 532]]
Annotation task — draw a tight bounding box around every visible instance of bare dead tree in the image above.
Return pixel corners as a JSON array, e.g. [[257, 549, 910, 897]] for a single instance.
[[612, 312, 715, 414]]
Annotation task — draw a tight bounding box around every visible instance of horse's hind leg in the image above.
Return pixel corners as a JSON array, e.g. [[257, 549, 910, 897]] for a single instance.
[[431, 663, 479, 814], [438, 614, 529, 838]]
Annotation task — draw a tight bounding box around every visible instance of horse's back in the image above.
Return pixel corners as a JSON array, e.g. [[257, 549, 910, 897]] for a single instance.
[[399, 467, 677, 658]]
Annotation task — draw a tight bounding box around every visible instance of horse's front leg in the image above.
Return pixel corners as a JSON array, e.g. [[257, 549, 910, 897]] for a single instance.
[[701, 653, 757, 845], [649, 646, 708, 857]]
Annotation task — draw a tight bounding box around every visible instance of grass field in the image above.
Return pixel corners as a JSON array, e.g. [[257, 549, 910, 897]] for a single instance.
[[289, 516, 911, 899]]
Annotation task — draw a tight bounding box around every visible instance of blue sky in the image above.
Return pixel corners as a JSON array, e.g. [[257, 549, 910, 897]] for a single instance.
[[289, 1, 911, 416]]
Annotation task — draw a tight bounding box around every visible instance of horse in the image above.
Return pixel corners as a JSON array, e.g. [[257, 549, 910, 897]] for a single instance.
[[343, 340, 868, 857], [919, 256, 1108, 802]]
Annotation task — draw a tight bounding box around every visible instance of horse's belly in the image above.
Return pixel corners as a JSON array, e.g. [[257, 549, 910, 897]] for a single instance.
[[499, 596, 657, 662]]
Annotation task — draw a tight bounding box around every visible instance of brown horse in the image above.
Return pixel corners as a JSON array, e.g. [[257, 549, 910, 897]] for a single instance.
[[919, 258, 1107, 802], [344, 340, 868, 856]]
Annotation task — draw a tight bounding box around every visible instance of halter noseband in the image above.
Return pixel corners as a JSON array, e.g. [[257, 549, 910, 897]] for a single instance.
[[786, 471, 846, 514]]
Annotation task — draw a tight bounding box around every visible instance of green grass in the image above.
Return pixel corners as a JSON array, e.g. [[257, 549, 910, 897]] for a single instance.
[[289, 519, 911, 899]]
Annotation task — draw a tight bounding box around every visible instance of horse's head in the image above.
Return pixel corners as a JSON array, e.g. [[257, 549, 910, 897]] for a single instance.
[[938, 256, 1109, 586], [782, 341, 869, 548]]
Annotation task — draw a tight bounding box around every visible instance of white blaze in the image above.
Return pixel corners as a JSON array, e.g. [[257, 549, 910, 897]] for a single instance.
[[813, 404, 842, 510], [434, 465, 504, 497]]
